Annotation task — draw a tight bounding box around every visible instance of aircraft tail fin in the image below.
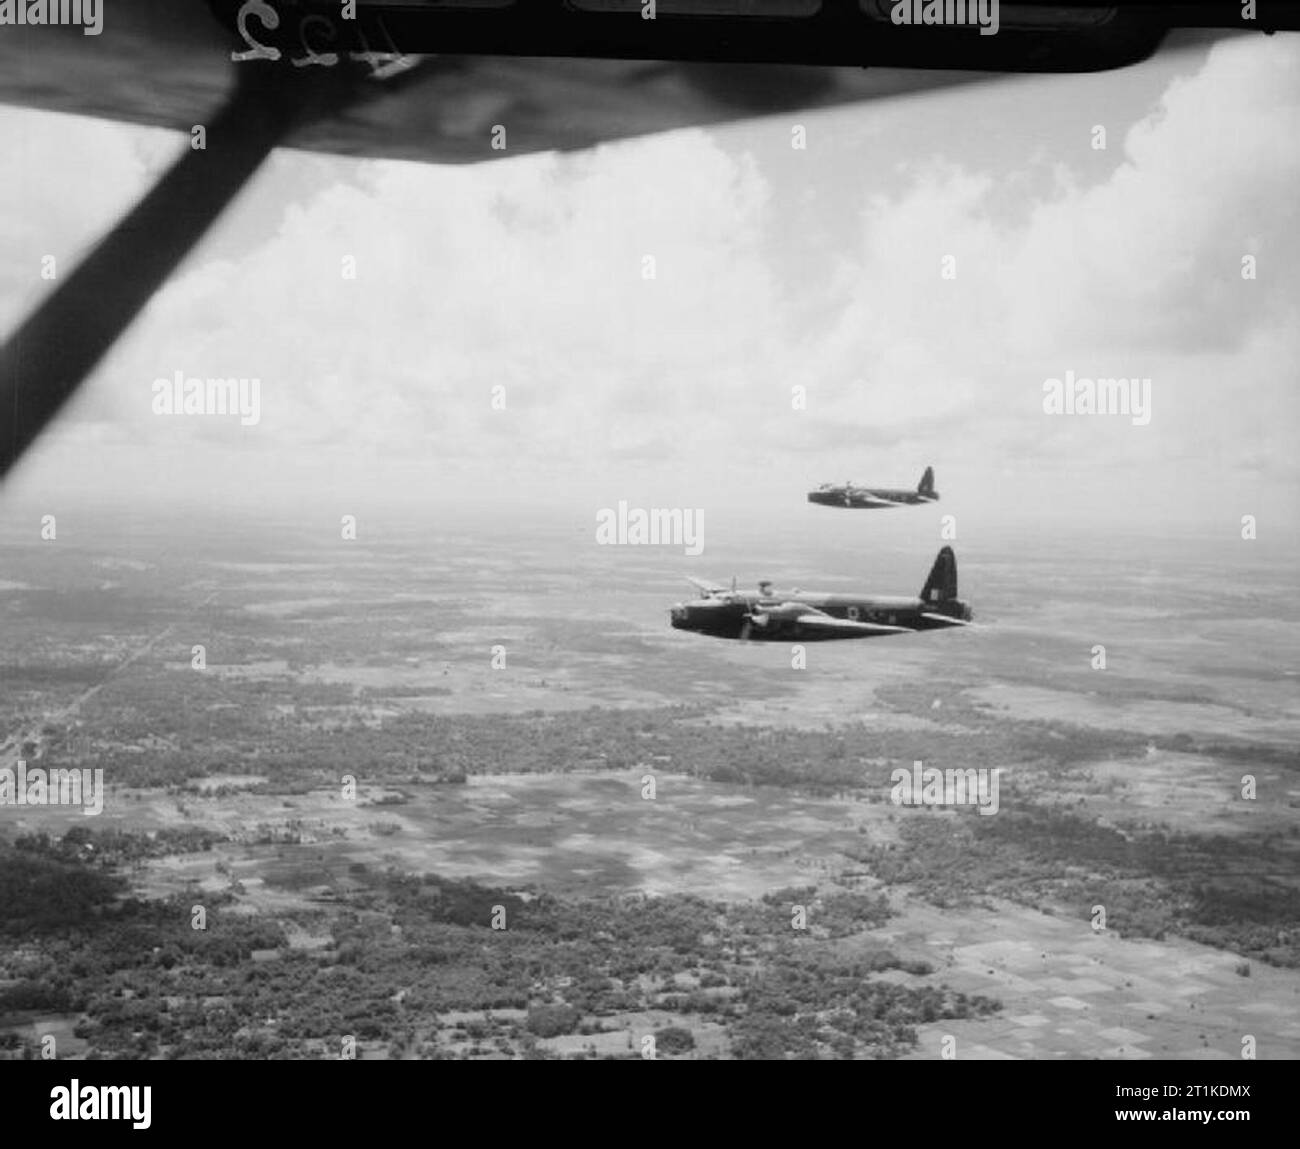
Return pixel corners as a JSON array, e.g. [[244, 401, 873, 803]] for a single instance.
[[920, 546, 957, 603], [918, 466, 936, 497]]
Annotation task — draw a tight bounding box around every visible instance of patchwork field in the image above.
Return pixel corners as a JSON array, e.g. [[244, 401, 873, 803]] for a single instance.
[[1, 511, 1297, 1058]]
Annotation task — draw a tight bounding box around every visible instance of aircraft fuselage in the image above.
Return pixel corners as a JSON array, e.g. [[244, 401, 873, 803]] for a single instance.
[[807, 487, 930, 509], [670, 591, 970, 641]]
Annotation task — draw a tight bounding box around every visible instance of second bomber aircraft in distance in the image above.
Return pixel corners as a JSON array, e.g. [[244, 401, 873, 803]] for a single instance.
[[808, 466, 938, 509]]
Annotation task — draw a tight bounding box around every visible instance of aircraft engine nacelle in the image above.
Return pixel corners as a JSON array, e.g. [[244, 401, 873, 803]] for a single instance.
[[747, 602, 809, 629]]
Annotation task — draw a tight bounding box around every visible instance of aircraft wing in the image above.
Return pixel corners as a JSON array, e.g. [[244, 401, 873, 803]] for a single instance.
[[792, 614, 914, 636], [2, 3, 1262, 167], [856, 495, 904, 508], [686, 575, 728, 597], [0, 2, 991, 166]]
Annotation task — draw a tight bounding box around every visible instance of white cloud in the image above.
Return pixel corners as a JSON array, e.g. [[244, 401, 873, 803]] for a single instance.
[[2, 33, 1296, 532]]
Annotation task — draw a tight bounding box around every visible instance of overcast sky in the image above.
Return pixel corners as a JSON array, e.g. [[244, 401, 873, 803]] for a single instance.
[[1, 31, 1296, 540]]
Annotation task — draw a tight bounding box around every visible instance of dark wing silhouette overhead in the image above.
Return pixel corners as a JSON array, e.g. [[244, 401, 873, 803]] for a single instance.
[[0, 2, 1000, 166], [7, 2, 1272, 169]]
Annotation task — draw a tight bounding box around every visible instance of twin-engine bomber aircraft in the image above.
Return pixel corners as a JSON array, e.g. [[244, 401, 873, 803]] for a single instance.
[[671, 547, 971, 642], [808, 466, 938, 509]]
